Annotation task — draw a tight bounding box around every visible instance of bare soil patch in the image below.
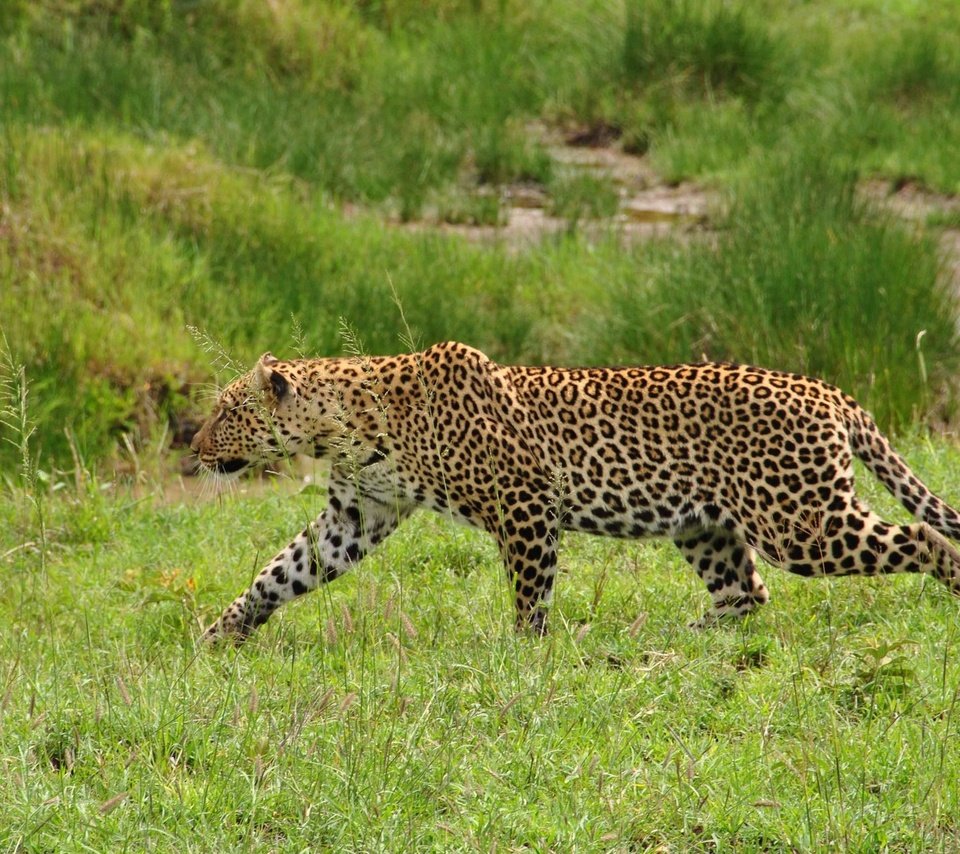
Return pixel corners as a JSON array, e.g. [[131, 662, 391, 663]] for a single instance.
[[401, 123, 715, 249]]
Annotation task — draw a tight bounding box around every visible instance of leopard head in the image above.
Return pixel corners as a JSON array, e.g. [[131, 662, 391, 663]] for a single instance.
[[191, 353, 313, 477]]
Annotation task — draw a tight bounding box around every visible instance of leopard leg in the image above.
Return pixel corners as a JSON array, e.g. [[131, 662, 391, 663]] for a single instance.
[[487, 500, 559, 636], [466, 417, 566, 634], [203, 476, 410, 644], [675, 529, 770, 628], [779, 501, 960, 594], [507, 532, 559, 636]]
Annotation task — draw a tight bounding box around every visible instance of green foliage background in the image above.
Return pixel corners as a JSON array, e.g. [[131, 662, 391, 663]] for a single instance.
[[1, 0, 960, 467]]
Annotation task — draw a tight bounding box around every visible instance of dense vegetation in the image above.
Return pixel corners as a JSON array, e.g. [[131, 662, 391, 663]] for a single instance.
[[3, 1, 960, 849]]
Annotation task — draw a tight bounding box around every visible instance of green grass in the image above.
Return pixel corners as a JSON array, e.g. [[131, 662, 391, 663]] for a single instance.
[[4, 0, 960, 201], [623, 0, 785, 102], [3, 438, 960, 850], [548, 171, 621, 223], [2, 1, 960, 849]]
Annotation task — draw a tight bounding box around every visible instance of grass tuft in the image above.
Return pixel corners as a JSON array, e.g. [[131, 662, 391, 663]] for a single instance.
[[548, 171, 620, 223], [623, 0, 783, 102]]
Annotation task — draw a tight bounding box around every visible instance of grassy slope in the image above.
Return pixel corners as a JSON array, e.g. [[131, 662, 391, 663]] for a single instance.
[[1, 0, 960, 466], [1, 125, 956, 468], [3, 440, 960, 850]]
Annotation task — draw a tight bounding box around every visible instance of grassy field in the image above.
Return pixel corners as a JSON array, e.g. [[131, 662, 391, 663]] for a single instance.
[[3, 0, 960, 850], [3, 442, 960, 850]]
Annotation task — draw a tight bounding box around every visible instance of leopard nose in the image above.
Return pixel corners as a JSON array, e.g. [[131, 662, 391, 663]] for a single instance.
[[190, 431, 201, 453]]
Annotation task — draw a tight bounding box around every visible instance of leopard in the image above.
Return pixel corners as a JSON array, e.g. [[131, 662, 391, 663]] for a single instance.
[[192, 341, 960, 643]]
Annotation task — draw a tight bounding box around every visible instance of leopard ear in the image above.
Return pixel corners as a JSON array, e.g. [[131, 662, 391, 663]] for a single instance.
[[254, 352, 289, 400]]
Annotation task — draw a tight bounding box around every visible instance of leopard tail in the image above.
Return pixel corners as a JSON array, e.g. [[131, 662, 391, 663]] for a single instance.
[[846, 402, 960, 541]]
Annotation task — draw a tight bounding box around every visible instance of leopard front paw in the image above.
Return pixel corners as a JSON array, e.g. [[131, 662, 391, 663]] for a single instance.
[[515, 607, 549, 637], [201, 601, 253, 646]]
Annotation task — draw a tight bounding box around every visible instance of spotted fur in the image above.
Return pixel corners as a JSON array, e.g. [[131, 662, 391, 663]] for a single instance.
[[192, 342, 960, 641]]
